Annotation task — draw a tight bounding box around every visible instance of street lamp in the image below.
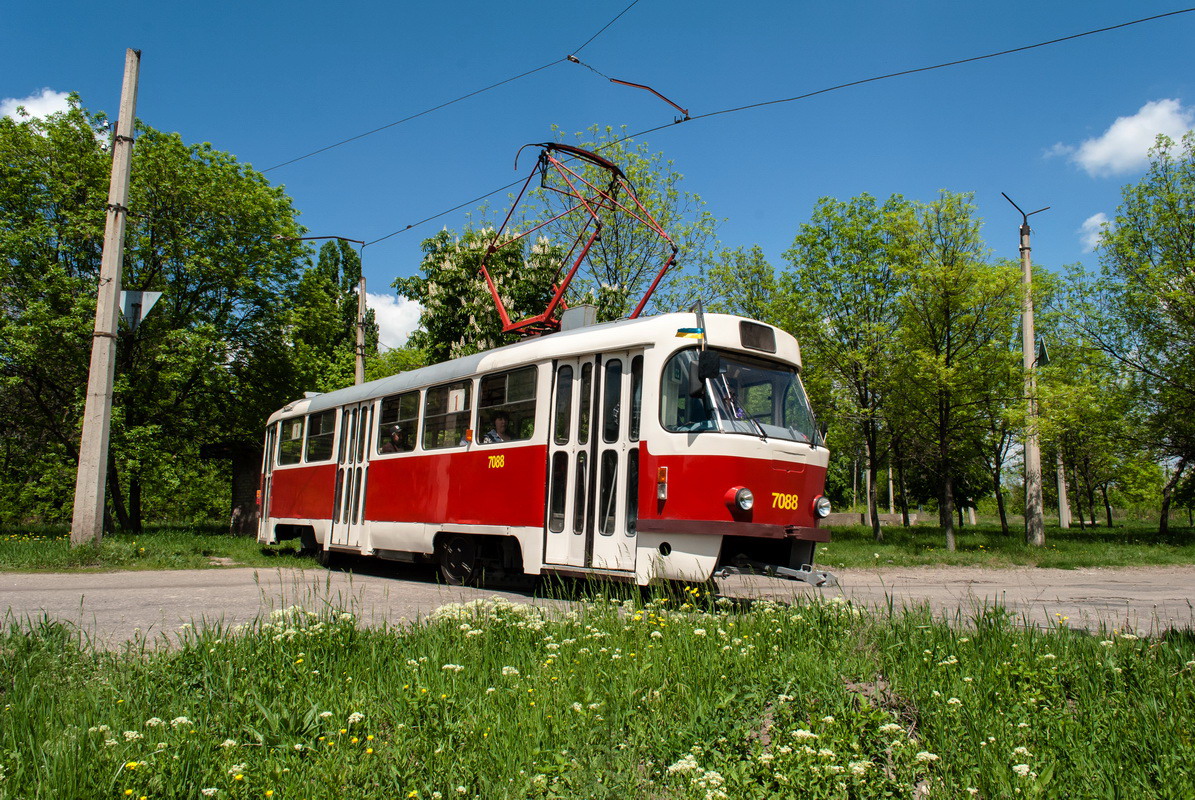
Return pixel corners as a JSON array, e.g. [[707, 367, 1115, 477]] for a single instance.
[[1002, 193, 1049, 548], [274, 234, 367, 385]]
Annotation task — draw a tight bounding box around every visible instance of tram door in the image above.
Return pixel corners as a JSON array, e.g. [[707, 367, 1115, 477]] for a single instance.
[[259, 423, 277, 539], [330, 402, 372, 549], [545, 352, 641, 572]]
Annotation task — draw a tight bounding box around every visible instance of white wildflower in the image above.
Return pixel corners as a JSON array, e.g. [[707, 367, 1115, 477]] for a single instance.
[[1012, 763, 1031, 777], [347, 712, 364, 725], [502, 666, 519, 676], [791, 729, 818, 741], [915, 751, 939, 763], [170, 716, 192, 728], [220, 739, 237, 749], [123, 731, 143, 741], [441, 663, 465, 673], [849, 761, 873, 776], [145, 717, 165, 728], [667, 753, 700, 774]]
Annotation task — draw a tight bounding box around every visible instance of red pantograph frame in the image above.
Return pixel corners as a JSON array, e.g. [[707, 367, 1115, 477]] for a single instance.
[[478, 142, 679, 336]]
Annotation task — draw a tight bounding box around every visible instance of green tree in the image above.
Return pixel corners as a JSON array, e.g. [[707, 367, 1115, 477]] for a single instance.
[[365, 345, 426, 381], [895, 192, 1020, 550], [290, 240, 380, 393], [781, 194, 917, 541], [705, 245, 780, 322], [0, 99, 305, 529], [1075, 132, 1195, 534], [394, 228, 563, 364]]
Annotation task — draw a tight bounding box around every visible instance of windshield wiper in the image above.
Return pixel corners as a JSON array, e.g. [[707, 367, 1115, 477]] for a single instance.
[[715, 377, 767, 442]]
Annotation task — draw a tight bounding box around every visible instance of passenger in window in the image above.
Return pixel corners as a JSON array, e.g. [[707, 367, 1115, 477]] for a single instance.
[[381, 425, 407, 453], [483, 412, 513, 443]]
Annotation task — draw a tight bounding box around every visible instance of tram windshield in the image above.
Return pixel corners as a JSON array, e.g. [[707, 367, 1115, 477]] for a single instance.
[[660, 349, 821, 445]]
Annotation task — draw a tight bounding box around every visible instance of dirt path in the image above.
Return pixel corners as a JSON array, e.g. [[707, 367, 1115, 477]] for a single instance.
[[1, 563, 1192, 646]]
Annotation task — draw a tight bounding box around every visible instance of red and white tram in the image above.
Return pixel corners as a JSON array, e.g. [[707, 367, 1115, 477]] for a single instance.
[[257, 310, 834, 586]]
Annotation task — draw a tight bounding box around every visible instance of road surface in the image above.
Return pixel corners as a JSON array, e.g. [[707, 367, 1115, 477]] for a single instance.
[[2, 561, 1192, 646]]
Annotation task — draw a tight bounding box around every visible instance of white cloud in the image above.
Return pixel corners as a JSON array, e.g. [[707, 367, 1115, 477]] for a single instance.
[[1, 88, 71, 120], [368, 293, 422, 350], [1056, 99, 1195, 177], [1078, 213, 1110, 253]]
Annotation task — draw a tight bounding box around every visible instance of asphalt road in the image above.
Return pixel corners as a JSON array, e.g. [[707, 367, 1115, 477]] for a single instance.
[[2, 561, 1193, 647]]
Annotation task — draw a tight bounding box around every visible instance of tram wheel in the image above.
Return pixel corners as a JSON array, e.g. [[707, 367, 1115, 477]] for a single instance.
[[438, 533, 478, 586]]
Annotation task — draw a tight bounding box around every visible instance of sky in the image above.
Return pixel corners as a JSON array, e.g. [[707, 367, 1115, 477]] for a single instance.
[[5, 1, 1194, 349]]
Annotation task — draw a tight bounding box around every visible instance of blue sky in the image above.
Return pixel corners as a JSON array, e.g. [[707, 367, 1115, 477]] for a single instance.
[[5, 1, 1194, 348]]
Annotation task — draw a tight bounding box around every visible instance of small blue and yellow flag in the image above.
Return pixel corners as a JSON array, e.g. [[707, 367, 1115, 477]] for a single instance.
[[675, 327, 705, 340]]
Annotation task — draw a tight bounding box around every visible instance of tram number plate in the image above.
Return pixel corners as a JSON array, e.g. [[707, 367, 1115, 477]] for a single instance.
[[771, 492, 800, 510], [487, 455, 506, 469]]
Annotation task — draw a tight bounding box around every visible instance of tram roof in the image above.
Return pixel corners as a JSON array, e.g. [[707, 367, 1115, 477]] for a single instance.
[[271, 312, 800, 421]]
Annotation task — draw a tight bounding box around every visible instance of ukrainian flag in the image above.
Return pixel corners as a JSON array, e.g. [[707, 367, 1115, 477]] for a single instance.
[[675, 327, 705, 340]]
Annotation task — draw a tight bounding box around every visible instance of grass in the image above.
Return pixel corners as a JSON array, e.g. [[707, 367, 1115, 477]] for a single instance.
[[3, 519, 1193, 576], [820, 521, 1195, 570], [0, 524, 306, 573], [0, 591, 1192, 798]]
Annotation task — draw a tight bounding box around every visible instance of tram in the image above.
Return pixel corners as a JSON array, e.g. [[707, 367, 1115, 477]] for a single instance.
[[256, 309, 834, 586]]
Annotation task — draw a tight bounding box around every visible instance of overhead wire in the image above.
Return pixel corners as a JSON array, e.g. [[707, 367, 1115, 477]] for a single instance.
[[263, 0, 643, 174], [365, 6, 1195, 246]]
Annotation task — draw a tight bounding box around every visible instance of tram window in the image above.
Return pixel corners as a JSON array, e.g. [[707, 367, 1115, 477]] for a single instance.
[[305, 410, 336, 462], [578, 363, 593, 445], [278, 418, 304, 465], [602, 359, 622, 443], [739, 381, 774, 421], [548, 452, 568, 533], [598, 450, 618, 535], [479, 366, 537, 444], [378, 391, 419, 453], [356, 406, 371, 462], [423, 380, 473, 449], [629, 356, 643, 441], [626, 449, 639, 536], [553, 366, 573, 446], [573, 452, 588, 534]]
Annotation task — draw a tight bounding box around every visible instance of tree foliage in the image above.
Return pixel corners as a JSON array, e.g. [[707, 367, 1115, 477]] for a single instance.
[[1073, 132, 1195, 532], [394, 228, 563, 364], [782, 194, 916, 541], [290, 240, 380, 393], [0, 98, 307, 528]]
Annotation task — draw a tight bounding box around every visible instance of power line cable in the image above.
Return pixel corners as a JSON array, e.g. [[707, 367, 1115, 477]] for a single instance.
[[263, 60, 562, 173], [365, 7, 1195, 246], [692, 6, 1195, 123], [572, 0, 643, 55], [264, 1, 644, 173]]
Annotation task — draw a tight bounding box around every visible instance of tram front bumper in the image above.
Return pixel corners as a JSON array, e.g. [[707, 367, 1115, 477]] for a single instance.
[[712, 555, 837, 588]]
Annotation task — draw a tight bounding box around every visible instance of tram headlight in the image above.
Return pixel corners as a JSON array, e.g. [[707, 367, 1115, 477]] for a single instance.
[[724, 486, 754, 511], [812, 495, 832, 519]]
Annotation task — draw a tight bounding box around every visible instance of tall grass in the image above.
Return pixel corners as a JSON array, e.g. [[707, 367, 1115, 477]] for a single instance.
[[1, 590, 1191, 798]]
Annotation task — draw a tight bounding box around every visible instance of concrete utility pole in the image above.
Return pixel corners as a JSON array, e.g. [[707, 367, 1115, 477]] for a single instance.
[[272, 234, 367, 385], [1003, 193, 1049, 548], [71, 48, 141, 547]]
